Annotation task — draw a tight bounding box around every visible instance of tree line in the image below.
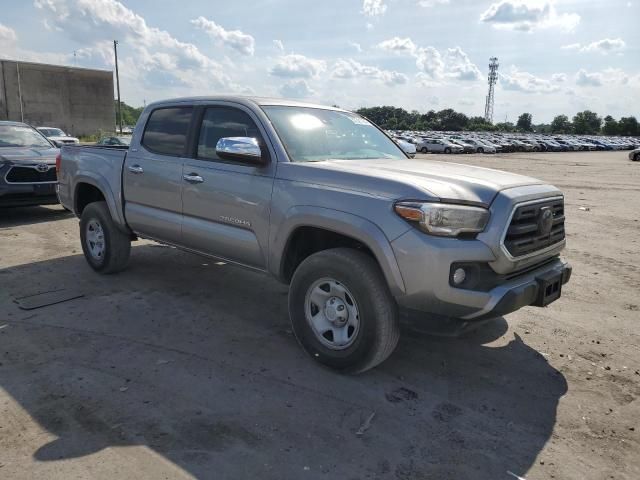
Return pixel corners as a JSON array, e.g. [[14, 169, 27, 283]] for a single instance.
[[354, 106, 640, 136], [115, 100, 639, 136]]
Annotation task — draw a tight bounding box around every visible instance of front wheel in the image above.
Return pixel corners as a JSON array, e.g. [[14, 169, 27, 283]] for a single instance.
[[477, 147, 484, 154], [444, 147, 452, 154], [420, 147, 428, 153], [288, 248, 400, 374], [80, 201, 131, 273]]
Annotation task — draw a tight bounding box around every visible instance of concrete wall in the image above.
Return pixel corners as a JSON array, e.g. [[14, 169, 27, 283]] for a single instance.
[[0, 60, 115, 136]]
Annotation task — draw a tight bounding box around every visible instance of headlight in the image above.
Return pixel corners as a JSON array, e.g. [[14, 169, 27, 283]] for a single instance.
[[394, 201, 490, 237]]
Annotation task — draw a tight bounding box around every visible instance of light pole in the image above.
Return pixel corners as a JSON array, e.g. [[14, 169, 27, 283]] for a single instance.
[[114, 40, 123, 134]]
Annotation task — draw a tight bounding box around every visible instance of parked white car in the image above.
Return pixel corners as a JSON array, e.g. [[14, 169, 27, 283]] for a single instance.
[[393, 138, 417, 157], [37, 127, 79, 146]]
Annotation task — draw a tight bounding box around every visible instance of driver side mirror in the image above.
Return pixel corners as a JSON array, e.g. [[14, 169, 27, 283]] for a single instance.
[[215, 137, 268, 166]]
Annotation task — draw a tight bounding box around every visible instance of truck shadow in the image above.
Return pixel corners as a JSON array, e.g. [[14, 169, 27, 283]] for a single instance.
[[0, 205, 72, 228], [0, 245, 566, 479]]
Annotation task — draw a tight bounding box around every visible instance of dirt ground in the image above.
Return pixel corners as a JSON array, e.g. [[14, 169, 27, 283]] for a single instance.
[[0, 151, 638, 480]]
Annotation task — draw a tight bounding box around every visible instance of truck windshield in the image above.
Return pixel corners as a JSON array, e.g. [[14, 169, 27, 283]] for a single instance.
[[262, 106, 406, 162], [0, 125, 52, 148]]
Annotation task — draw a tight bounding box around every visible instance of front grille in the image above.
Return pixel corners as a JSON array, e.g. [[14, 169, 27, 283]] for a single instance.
[[5, 166, 57, 183], [504, 198, 565, 258]]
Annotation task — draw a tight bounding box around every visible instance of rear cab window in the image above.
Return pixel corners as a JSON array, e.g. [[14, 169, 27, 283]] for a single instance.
[[142, 107, 193, 156]]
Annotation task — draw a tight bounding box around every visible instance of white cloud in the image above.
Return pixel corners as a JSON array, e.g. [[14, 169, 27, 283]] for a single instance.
[[349, 41, 363, 53], [378, 37, 479, 82], [270, 54, 327, 78], [575, 69, 603, 87], [480, 1, 580, 32], [32, 0, 242, 96], [273, 39, 284, 52], [378, 36, 417, 53], [500, 66, 561, 93], [279, 79, 314, 98], [580, 38, 626, 54], [444, 47, 482, 81], [0, 23, 17, 43], [191, 16, 255, 56], [561, 43, 581, 50], [551, 73, 566, 83], [575, 68, 629, 87], [414, 47, 445, 78], [332, 59, 408, 85], [362, 0, 387, 17]]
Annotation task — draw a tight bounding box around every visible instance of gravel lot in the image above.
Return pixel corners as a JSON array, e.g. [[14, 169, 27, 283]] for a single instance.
[[0, 151, 638, 480]]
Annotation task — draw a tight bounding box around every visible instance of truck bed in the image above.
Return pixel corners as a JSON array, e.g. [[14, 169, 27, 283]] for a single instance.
[[57, 144, 129, 226]]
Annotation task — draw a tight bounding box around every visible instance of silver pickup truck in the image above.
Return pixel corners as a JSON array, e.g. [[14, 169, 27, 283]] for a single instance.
[[58, 96, 571, 373]]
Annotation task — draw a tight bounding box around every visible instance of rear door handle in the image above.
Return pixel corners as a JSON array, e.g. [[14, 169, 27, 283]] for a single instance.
[[183, 173, 204, 184], [127, 165, 144, 174]]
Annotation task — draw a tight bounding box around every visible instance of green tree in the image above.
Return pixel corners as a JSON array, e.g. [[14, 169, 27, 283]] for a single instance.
[[516, 113, 533, 132], [572, 110, 602, 134], [602, 115, 619, 135], [617, 116, 639, 136], [434, 109, 469, 131], [550, 115, 572, 133], [115, 100, 144, 127], [534, 123, 551, 134], [467, 116, 495, 131], [494, 122, 515, 132]]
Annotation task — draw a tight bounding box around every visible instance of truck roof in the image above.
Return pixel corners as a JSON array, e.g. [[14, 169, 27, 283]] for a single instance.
[[146, 96, 348, 113]]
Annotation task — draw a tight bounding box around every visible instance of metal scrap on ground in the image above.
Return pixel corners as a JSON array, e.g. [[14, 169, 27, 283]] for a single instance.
[[14, 289, 84, 310]]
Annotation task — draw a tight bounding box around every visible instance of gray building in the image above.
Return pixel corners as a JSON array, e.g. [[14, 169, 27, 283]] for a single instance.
[[0, 59, 115, 136]]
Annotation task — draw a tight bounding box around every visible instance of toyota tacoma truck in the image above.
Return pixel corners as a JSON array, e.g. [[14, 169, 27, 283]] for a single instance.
[[57, 96, 571, 373]]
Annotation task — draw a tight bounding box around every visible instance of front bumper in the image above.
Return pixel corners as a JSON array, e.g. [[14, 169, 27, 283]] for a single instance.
[[391, 186, 570, 331], [0, 182, 58, 207]]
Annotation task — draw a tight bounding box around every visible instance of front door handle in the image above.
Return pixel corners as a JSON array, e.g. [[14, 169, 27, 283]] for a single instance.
[[183, 173, 204, 184], [127, 165, 144, 174]]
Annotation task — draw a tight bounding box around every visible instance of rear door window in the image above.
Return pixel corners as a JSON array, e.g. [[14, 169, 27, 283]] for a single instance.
[[142, 107, 193, 156]]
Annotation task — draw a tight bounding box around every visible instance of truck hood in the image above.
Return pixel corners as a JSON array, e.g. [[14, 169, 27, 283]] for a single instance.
[[286, 158, 546, 205], [0, 146, 59, 165]]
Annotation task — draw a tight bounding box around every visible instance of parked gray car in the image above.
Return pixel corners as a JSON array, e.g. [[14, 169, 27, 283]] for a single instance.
[[0, 121, 59, 207], [58, 96, 571, 373], [419, 138, 463, 154]]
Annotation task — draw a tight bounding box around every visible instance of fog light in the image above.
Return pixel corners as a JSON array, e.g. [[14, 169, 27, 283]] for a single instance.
[[453, 268, 466, 285]]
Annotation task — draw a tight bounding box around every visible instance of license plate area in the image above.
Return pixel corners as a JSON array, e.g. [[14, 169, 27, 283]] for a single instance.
[[534, 271, 562, 307], [34, 183, 56, 195]]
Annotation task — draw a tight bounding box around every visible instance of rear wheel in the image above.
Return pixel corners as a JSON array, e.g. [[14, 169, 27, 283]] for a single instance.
[[288, 248, 399, 374], [80, 201, 131, 273], [420, 147, 428, 153], [444, 147, 452, 154]]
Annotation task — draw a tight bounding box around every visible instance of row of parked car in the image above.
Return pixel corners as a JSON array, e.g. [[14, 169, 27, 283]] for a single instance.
[[389, 130, 640, 155]]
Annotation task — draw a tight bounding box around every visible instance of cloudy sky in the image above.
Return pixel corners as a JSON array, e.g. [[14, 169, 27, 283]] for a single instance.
[[1, 0, 638, 122]]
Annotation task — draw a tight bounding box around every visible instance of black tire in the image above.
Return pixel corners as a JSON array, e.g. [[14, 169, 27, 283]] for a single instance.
[[288, 248, 400, 374], [444, 147, 452, 154], [420, 147, 428, 153], [634, 153, 640, 162], [477, 147, 484, 154], [80, 201, 131, 274]]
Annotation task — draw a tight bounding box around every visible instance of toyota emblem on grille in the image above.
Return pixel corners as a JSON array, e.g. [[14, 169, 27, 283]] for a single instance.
[[35, 164, 50, 173], [538, 207, 554, 236]]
